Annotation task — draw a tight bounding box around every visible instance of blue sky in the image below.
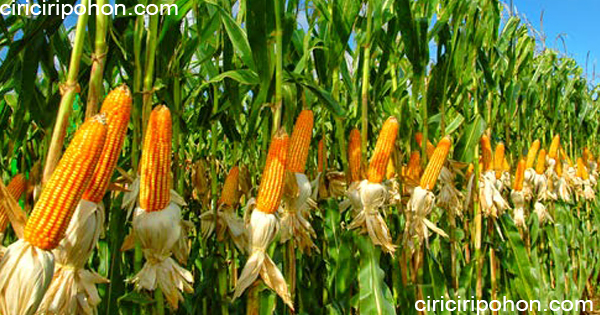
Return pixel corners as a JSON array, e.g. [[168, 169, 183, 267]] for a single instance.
[[512, 0, 599, 80]]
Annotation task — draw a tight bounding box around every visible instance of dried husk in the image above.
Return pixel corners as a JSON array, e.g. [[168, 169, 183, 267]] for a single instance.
[[436, 167, 464, 217], [534, 201, 553, 224], [510, 190, 526, 228], [199, 205, 248, 253], [339, 181, 362, 216], [0, 239, 54, 315], [476, 171, 509, 218], [130, 203, 193, 310], [280, 173, 318, 254], [37, 200, 108, 314], [404, 186, 448, 253], [347, 180, 396, 254], [233, 208, 293, 310]]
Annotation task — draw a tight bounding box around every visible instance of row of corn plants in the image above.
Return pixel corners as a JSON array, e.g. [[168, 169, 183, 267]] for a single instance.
[[1, 0, 600, 314]]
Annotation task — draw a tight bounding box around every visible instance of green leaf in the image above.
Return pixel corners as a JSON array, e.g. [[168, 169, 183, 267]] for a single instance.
[[356, 236, 395, 315]]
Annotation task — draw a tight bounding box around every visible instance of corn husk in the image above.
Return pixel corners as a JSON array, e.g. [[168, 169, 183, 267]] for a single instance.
[[280, 173, 318, 254], [200, 205, 248, 253], [339, 181, 362, 216], [436, 167, 464, 217], [510, 190, 526, 228], [0, 239, 54, 315], [534, 201, 553, 224], [404, 186, 448, 253], [347, 180, 396, 254], [233, 207, 293, 310], [130, 203, 194, 310], [472, 171, 509, 218], [37, 200, 108, 314]]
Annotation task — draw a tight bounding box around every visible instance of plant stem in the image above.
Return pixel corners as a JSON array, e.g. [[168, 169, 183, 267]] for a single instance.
[[272, 0, 284, 133], [42, 0, 90, 183], [360, 0, 373, 155], [142, 1, 159, 135], [85, 0, 108, 118]]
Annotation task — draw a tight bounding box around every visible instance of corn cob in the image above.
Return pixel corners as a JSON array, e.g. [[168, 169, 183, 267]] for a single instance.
[[503, 156, 510, 172], [556, 156, 563, 177], [348, 128, 362, 182], [494, 143, 505, 179], [480, 135, 493, 172], [560, 146, 572, 167], [24, 115, 107, 250], [0, 174, 27, 233], [583, 148, 590, 162], [526, 139, 540, 169], [514, 158, 526, 191], [219, 166, 240, 207], [548, 135, 560, 159], [386, 158, 396, 180], [286, 110, 313, 173], [406, 151, 422, 181], [139, 105, 173, 212], [465, 163, 474, 180], [256, 129, 289, 214], [83, 85, 132, 203], [420, 136, 452, 190], [367, 117, 399, 183], [318, 138, 326, 173], [415, 132, 435, 158], [536, 149, 547, 175], [577, 157, 589, 180]]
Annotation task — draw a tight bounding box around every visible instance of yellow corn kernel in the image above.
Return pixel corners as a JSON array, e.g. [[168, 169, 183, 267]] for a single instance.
[[348, 128, 363, 183], [494, 143, 505, 179], [140, 105, 173, 212], [24, 115, 107, 250], [513, 158, 526, 191], [535, 149, 546, 175], [548, 135, 560, 159], [256, 129, 289, 214], [480, 135, 492, 172], [420, 136, 452, 190], [219, 166, 240, 207], [0, 174, 27, 233], [367, 117, 399, 183], [577, 157, 589, 180], [286, 110, 313, 173], [83, 85, 132, 203], [526, 139, 540, 169], [317, 138, 326, 173]]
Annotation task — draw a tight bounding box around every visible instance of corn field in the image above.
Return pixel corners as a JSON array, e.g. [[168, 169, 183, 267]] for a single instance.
[[1, 0, 600, 314]]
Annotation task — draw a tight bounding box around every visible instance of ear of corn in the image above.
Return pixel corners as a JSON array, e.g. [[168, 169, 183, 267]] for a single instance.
[[556, 157, 563, 177], [466, 163, 474, 179], [480, 135, 492, 172], [24, 115, 107, 250], [286, 110, 314, 173], [386, 158, 396, 180], [548, 135, 560, 159], [577, 157, 589, 180], [219, 166, 240, 207], [526, 139, 540, 168], [317, 138, 326, 173], [514, 158, 526, 191], [494, 143, 505, 179], [420, 136, 452, 190], [560, 146, 572, 167], [83, 85, 132, 203], [583, 148, 590, 162], [256, 129, 289, 214], [367, 117, 399, 183], [415, 132, 435, 158], [536, 149, 547, 175], [139, 105, 172, 212], [348, 128, 362, 182], [502, 156, 510, 172], [0, 174, 27, 233], [406, 151, 422, 181]]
